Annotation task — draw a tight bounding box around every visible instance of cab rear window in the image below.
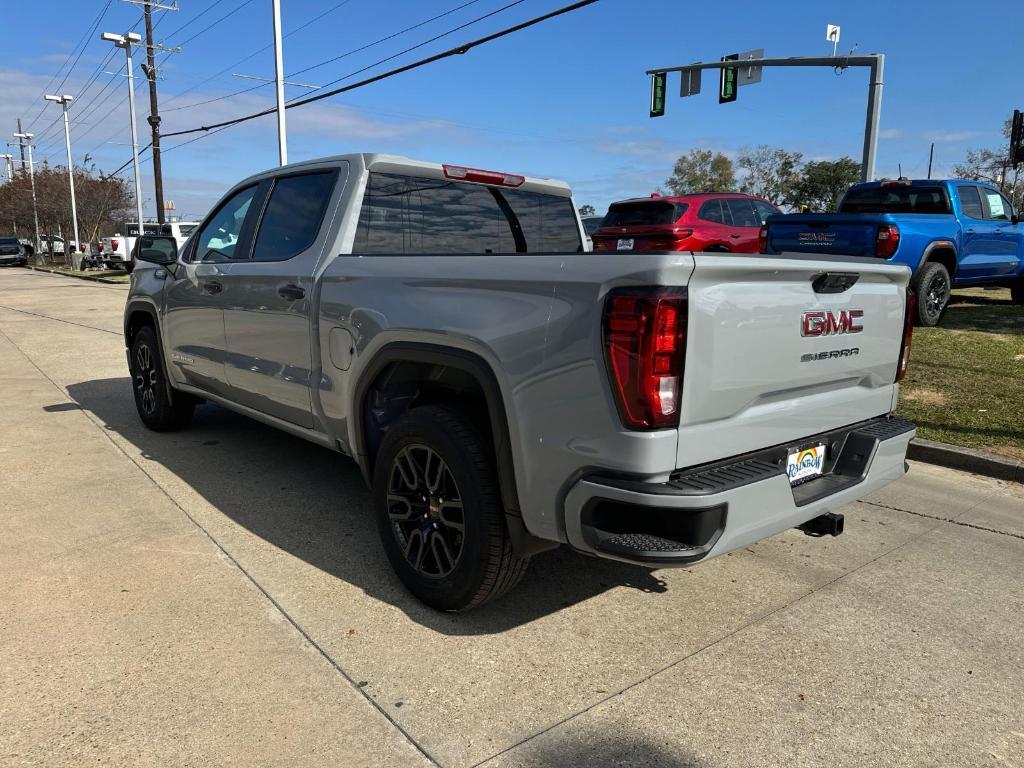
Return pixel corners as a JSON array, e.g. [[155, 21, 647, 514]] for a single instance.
[[601, 202, 688, 228], [839, 186, 950, 214], [354, 172, 582, 254]]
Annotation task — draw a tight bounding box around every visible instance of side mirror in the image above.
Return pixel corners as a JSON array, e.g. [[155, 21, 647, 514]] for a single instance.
[[136, 235, 178, 265]]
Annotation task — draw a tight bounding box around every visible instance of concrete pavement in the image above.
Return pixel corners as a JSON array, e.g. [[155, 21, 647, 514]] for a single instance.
[[1, 268, 1022, 767]]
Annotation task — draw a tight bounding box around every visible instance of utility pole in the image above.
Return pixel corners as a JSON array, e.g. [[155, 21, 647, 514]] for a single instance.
[[16, 118, 27, 171], [45, 94, 81, 269], [0, 153, 13, 182], [272, 0, 288, 166], [12, 132, 41, 264], [101, 31, 146, 240], [927, 142, 934, 179]]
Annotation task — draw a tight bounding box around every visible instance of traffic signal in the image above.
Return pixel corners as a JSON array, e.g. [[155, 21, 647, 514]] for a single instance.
[[1011, 109, 1023, 168], [650, 72, 666, 118], [719, 54, 738, 103]]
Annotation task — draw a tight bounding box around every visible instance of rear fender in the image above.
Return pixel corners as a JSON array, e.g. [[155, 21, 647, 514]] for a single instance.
[[919, 240, 958, 279]]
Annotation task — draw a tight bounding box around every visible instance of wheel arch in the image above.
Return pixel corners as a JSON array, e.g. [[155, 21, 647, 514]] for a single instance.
[[919, 241, 958, 280], [124, 299, 178, 405], [352, 342, 554, 558]]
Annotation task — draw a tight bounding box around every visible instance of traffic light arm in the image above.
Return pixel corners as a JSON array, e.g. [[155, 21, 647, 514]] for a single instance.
[[645, 54, 884, 183]]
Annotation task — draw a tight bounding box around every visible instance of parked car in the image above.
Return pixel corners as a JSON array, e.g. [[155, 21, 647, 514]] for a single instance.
[[0, 236, 28, 266], [124, 153, 915, 611], [592, 193, 780, 253], [102, 220, 199, 271], [581, 214, 604, 251], [760, 179, 1024, 325]]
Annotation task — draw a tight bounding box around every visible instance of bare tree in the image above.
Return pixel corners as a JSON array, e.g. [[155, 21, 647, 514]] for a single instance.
[[738, 145, 803, 207]]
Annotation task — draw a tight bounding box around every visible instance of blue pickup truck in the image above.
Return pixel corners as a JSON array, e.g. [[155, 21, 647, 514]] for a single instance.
[[760, 179, 1024, 325]]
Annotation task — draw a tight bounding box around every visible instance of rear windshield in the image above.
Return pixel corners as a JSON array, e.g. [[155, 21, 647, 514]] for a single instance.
[[0, 237, 18, 245], [839, 185, 950, 214], [581, 216, 604, 236], [353, 172, 582, 254], [601, 201, 688, 228]]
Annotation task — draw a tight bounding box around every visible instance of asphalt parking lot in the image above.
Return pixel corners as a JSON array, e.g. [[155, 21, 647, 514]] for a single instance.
[[1, 267, 1022, 768]]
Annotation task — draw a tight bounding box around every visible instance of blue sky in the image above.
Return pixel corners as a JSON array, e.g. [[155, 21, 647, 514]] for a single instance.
[[3, 0, 1019, 220]]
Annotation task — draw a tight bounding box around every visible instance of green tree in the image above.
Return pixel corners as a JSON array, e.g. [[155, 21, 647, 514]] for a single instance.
[[665, 149, 736, 195], [577, 204, 596, 216], [738, 145, 803, 207], [790, 157, 861, 212]]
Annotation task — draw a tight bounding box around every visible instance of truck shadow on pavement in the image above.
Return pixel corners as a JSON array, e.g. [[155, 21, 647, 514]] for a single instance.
[[64, 377, 669, 634]]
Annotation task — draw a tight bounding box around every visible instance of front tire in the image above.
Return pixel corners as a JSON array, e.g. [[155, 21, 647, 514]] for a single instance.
[[372, 405, 529, 611], [912, 261, 951, 326], [129, 325, 195, 431]]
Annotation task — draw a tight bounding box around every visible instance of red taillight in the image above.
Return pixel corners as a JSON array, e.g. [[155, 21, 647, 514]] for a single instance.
[[111, 239, 119, 250], [603, 288, 687, 429], [875, 224, 900, 258], [896, 288, 915, 381], [442, 164, 524, 187], [96, 242, 104, 251], [758, 225, 768, 253]]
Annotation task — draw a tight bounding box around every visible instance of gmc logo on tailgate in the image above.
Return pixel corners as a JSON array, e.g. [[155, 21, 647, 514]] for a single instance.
[[801, 309, 864, 337]]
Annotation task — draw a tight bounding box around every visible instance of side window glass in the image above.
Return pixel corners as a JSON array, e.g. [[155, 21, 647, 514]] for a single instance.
[[753, 201, 778, 224], [699, 200, 724, 224], [982, 190, 1009, 221], [252, 171, 337, 261], [957, 185, 984, 219], [727, 198, 760, 227], [194, 186, 257, 263]]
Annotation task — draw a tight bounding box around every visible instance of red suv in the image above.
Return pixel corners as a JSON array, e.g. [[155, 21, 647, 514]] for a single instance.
[[592, 193, 780, 253]]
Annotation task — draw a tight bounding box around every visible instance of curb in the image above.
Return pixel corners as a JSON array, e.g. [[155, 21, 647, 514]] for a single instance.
[[908, 438, 1024, 484], [26, 265, 128, 285]]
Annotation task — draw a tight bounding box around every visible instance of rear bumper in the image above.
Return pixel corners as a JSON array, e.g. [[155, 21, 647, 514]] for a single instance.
[[563, 415, 915, 566]]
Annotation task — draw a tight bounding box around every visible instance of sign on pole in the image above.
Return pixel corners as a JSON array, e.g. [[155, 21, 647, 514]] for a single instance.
[[680, 67, 701, 97], [650, 72, 667, 117], [736, 48, 764, 86], [719, 54, 738, 103]]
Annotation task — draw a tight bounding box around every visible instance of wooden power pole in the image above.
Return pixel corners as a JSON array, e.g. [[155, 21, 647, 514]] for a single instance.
[[136, 0, 179, 223]]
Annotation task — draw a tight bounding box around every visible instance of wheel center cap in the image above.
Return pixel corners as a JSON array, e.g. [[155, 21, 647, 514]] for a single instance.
[[428, 497, 442, 519]]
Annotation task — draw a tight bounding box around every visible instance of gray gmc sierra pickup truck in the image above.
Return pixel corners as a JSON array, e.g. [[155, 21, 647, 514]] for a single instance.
[[124, 153, 917, 611]]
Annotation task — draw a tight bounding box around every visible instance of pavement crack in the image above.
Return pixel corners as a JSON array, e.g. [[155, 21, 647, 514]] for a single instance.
[[860, 499, 1023, 541], [0, 303, 121, 336], [0, 326, 443, 768]]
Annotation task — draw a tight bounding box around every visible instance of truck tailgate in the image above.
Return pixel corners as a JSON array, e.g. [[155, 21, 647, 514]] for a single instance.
[[767, 215, 879, 257], [677, 253, 909, 468]]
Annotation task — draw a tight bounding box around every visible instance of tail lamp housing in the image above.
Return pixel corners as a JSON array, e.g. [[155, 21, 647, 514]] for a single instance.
[[603, 287, 688, 429], [875, 224, 900, 258], [896, 288, 915, 381], [758, 225, 768, 253], [110, 239, 119, 251]]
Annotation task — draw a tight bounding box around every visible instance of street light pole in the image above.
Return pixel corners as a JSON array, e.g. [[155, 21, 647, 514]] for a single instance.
[[12, 132, 41, 264], [45, 94, 81, 269], [0, 153, 13, 182], [102, 31, 146, 243], [271, 0, 288, 166]]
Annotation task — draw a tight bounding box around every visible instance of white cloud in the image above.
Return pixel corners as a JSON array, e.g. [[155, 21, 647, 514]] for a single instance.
[[878, 128, 903, 139], [925, 130, 982, 142]]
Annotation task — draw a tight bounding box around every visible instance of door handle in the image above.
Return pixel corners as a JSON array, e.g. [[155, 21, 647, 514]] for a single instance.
[[729, 233, 742, 238], [965, 228, 975, 233], [277, 283, 305, 301], [202, 280, 223, 295]]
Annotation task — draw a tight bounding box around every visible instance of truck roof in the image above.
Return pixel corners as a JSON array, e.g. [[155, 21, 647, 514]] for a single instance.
[[850, 178, 999, 190], [236, 153, 573, 198]]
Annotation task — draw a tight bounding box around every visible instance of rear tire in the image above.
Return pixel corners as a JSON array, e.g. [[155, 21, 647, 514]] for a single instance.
[[1011, 279, 1024, 306], [912, 261, 951, 326], [372, 405, 529, 611], [129, 325, 195, 431]]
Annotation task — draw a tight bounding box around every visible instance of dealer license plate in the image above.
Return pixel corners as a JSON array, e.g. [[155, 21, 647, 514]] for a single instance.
[[786, 443, 827, 485]]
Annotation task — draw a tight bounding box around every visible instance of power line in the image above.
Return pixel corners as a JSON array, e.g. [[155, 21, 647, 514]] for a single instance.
[[163, 0, 597, 140], [161, 0, 363, 106], [22, 0, 114, 130], [162, 0, 498, 115]]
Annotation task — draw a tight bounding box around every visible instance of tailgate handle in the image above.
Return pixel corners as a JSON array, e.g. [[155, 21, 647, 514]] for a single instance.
[[811, 272, 860, 294]]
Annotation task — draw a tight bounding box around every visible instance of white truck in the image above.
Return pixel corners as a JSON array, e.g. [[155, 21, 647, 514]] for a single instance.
[[101, 221, 198, 270]]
